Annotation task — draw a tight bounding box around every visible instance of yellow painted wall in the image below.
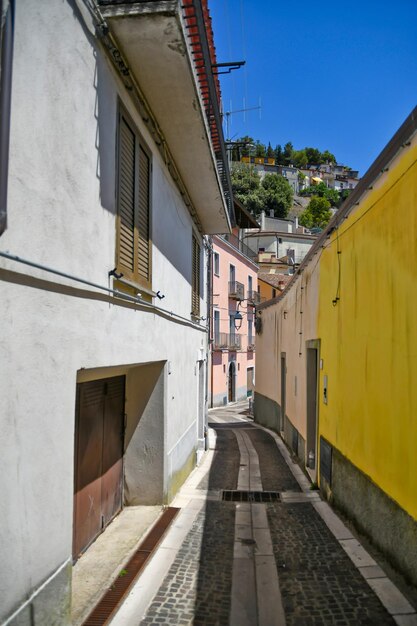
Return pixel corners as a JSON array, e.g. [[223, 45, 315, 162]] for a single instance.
[[255, 132, 417, 521], [317, 136, 417, 519], [259, 277, 277, 302]]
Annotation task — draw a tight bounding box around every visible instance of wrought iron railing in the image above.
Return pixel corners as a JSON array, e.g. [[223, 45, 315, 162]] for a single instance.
[[221, 233, 258, 260], [213, 332, 242, 351], [228, 281, 244, 301], [247, 290, 261, 305]]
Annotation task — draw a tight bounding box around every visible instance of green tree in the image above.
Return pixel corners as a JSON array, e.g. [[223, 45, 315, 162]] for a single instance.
[[300, 182, 340, 207], [230, 163, 264, 215], [283, 142, 293, 165], [274, 144, 283, 164], [292, 149, 308, 168], [238, 136, 255, 158], [305, 147, 322, 164], [255, 141, 266, 158], [299, 196, 332, 229], [261, 173, 293, 219], [321, 150, 336, 164], [266, 142, 274, 158]]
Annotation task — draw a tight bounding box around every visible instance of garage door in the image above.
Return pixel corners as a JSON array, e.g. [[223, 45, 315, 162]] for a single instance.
[[73, 376, 125, 560]]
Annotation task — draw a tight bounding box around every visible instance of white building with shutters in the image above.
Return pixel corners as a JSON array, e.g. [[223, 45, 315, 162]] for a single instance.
[[0, 1, 233, 623]]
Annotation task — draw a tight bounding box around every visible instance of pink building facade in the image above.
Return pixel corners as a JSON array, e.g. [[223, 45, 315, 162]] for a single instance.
[[210, 227, 259, 407]]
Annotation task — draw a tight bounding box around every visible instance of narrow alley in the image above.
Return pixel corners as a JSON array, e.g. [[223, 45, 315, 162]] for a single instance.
[[100, 401, 417, 626]]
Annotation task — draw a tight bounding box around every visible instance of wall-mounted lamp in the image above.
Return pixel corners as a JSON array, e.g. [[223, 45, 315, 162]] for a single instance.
[[234, 311, 243, 331]]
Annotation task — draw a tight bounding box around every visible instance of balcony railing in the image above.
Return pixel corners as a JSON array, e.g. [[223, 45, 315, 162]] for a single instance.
[[229, 281, 244, 301], [213, 333, 242, 351], [228, 333, 242, 351], [221, 233, 258, 261], [247, 338, 255, 351], [247, 290, 261, 306]]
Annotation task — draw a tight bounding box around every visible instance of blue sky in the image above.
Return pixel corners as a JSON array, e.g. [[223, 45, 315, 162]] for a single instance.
[[210, 1, 417, 176]]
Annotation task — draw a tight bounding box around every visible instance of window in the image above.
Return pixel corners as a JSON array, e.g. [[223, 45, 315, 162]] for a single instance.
[[248, 275, 252, 296], [213, 251, 220, 276], [213, 310, 220, 341], [272, 288, 277, 298], [0, 0, 15, 236], [116, 108, 151, 289], [191, 233, 200, 316], [229, 264, 235, 283]]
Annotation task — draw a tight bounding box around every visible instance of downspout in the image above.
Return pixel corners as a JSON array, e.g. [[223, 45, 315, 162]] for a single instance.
[[0, 0, 15, 236]]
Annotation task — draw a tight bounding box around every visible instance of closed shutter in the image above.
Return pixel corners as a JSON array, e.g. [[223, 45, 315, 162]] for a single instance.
[[116, 109, 151, 289], [118, 116, 136, 273], [192, 234, 200, 316], [137, 146, 150, 281]]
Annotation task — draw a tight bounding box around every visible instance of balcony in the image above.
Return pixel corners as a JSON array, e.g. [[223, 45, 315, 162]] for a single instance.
[[229, 281, 244, 301], [221, 233, 258, 261], [247, 290, 261, 306], [213, 333, 242, 351], [228, 333, 242, 351], [247, 338, 255, 351], [97, 0, 233, 234]]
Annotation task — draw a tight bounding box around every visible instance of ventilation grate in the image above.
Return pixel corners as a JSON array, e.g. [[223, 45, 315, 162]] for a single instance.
[[222, 490, 280, 503], [82, 507, 179, 626]]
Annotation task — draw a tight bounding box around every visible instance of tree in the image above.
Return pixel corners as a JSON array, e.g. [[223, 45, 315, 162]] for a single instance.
[[255, 140, 266, 158], [299, 196, 332, 229], [274, 144, 283, 164], [321, 150, 336, 164], [266, 142, 274, 158], [230, 163, 264, 215], [238, 136, 255, 158], [292, 149, 308, 168], [300, 182, 340, 207], [283, 142, 293, 165], [261, 173, 293, 219], [230, 165, 294, 219], [305, 147, 322, 164]]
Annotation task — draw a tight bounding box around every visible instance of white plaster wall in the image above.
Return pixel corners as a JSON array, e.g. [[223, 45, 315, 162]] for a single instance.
[[0, 0, 208, 620]]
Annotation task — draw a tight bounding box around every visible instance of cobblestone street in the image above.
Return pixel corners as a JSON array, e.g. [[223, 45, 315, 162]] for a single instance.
[[110, 402, 417, 626]]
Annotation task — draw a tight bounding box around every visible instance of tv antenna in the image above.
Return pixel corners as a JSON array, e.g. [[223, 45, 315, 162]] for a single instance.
[[223, 101, 262, 140]]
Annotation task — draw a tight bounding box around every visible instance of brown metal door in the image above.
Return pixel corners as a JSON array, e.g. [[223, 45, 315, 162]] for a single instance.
[[73, 376, 125, 560], [101, 377, 125, 527]]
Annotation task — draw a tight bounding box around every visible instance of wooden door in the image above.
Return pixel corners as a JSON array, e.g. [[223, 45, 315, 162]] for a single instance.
[[73, 376, 125, 559]]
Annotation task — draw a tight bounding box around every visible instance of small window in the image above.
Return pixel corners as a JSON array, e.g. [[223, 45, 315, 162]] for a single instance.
[[213, 251, 220, 276], [213, 309, 220, 340], [116, 108, 151, 290], [248, 275, 253, 296], [272, 288, 277, 298], [191, 234, 201, 316]]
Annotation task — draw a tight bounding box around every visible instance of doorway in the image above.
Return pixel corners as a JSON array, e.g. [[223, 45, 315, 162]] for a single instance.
[[280, 353, 286, 432], [228, 361, 236, 403], [306, 342, 320, 478], [73, 376, 125, 560]]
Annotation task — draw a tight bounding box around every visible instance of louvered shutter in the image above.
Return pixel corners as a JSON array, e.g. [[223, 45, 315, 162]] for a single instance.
[[192, 235, 200, 316], [117, 111, 151, 289], [118, 116, 136, 275], [137, 146, 150, 282]]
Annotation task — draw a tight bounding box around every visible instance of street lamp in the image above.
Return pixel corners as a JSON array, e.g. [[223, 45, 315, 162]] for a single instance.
[[233, 310, 243, 331]]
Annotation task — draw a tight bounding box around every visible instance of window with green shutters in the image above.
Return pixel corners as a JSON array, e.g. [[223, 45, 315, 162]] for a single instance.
[[116, 108, 151, 290]]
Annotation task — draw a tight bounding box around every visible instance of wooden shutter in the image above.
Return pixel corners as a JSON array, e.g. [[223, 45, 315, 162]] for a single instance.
[[137, 146, 150, 282], [192, 234, 200, 316], [117, 110, 151, 288], [118, 116, 136, 275]]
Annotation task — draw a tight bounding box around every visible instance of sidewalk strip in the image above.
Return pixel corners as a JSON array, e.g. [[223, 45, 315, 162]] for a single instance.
[[82, 507, 179, 626]]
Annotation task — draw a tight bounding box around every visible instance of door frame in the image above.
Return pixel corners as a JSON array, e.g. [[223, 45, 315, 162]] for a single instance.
[[306, 339, 320, 481]]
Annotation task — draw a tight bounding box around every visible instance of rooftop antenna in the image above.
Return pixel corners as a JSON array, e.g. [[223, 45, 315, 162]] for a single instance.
[[223, 102, 262, 141]]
